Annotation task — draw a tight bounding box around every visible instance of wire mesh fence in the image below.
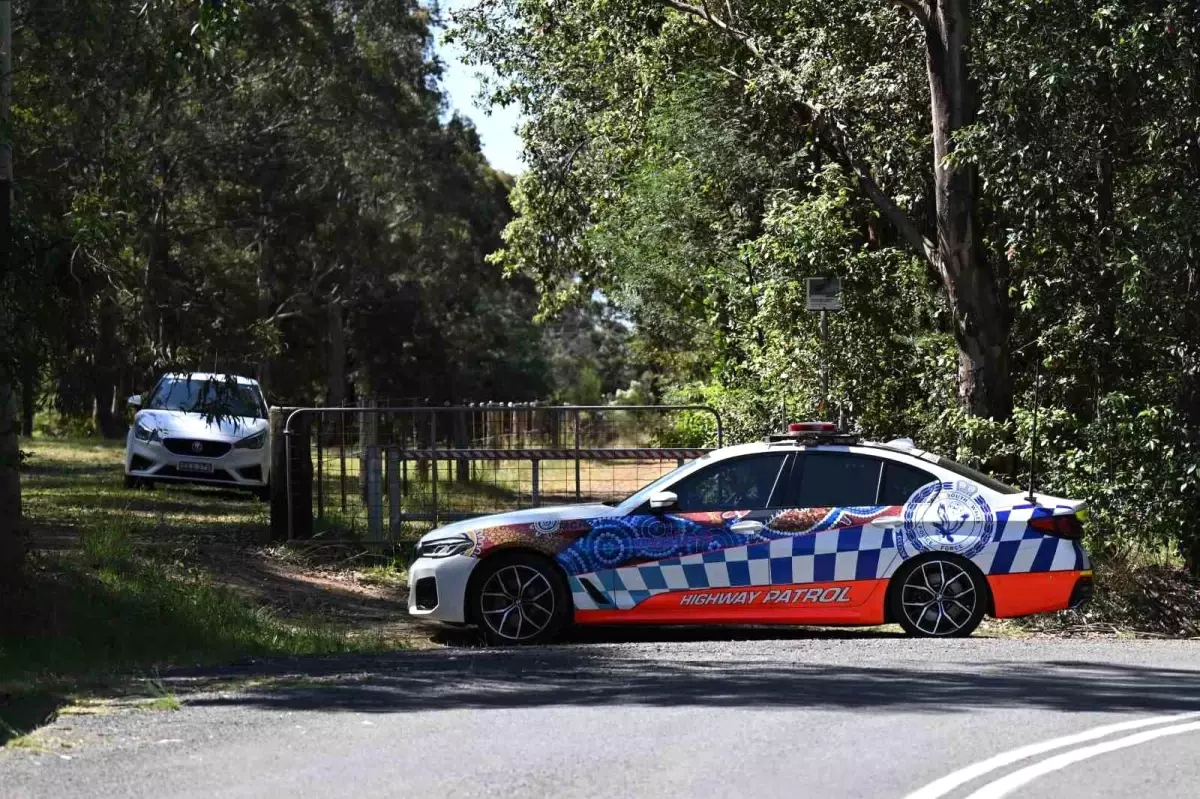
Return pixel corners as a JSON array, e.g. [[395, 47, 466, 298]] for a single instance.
[[281, 404, 723, 544]]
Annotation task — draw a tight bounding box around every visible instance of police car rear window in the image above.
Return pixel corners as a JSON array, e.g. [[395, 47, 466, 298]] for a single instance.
[[934, 457, 1022, 494]]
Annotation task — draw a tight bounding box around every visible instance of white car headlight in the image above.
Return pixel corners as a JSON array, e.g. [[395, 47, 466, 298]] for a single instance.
[[134, 422, 160, 442], [416, 534, 474, 559], [234, 430, 267, 450]]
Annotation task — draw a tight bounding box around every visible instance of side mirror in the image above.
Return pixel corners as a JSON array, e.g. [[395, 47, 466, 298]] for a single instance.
[[649, 491, 678, 511], [127, 395, 142, 408]]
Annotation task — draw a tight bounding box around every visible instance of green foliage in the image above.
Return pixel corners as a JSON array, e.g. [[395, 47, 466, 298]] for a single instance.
[[10, 0, 551, 427], [456, 0, 1200, 573]]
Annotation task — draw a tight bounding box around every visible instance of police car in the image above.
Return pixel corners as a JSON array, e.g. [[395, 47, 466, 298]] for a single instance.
[[407, 423, 1092, 644]]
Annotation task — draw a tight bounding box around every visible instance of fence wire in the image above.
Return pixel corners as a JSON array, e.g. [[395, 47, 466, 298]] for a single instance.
[[285, 404, 723, 544]]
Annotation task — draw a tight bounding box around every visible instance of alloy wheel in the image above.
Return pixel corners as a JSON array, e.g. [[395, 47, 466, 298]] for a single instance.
[[478, 564, 557, 642], [899, 559, 978, 636]]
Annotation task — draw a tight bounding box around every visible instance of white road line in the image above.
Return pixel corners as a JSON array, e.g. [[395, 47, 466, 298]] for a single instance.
[[963, 720, 1200, 799], [903, 711, 1200, 799]]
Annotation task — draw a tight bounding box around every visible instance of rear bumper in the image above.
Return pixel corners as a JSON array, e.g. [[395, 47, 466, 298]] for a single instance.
[[987, 569, 1093, 618], [1068, 573, 1095, 609]]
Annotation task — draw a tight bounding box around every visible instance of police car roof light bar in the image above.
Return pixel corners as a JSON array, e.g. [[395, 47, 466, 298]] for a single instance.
[[766, 421, 860, 445]]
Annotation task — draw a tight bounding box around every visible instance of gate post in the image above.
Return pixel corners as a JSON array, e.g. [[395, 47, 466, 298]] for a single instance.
[[270, 407, 313, 542], [365, 445, 383, 540], [387, 448, 400, 539]]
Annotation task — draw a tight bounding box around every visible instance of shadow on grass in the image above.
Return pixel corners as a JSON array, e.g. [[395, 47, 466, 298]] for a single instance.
[[21, 463, 121, 480]]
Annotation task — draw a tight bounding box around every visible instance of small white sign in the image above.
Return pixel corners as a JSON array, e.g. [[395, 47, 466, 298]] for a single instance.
[[806, 277, 842, 311]]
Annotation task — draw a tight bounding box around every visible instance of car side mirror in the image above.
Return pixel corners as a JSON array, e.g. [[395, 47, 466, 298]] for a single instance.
[[127, 395, 142, 408], [649, 491, 678, 512]]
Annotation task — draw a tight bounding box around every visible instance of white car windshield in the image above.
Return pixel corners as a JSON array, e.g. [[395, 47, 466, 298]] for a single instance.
[[146, 377, 266, 419]]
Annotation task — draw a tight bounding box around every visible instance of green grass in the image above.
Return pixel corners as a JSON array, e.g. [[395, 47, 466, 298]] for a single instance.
[[21, 437, 269, 547], [358, 559, 409, 588], [3, 437, 396, 738]]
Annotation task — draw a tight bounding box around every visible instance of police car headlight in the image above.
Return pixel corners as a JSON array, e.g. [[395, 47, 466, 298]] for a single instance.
[[134, 422, 159, 443], [416, 534, 473, 559]]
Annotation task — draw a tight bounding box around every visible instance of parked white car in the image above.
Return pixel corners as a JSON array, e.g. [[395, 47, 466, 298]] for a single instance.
[[124, 372, 271, 498]]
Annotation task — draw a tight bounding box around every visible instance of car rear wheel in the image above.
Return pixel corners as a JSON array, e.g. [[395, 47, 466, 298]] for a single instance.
[[471, 553, 570, 646], [890, 556, 987, 638]]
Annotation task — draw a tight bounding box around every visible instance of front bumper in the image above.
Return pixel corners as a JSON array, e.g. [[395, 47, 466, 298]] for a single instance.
[[125, 437, 270, 487], [407, 555, 479, 623]]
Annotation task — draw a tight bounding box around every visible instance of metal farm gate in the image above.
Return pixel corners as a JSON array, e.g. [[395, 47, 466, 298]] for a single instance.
[[274, 404, 723, 544]]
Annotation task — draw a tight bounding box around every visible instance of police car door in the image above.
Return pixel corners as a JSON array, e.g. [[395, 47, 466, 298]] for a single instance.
[[645, 453, 791, 614], [764, 452, 896, 612]]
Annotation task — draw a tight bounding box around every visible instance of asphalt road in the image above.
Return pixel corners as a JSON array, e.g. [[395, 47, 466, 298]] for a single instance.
[[4, 629, 1200, 799]]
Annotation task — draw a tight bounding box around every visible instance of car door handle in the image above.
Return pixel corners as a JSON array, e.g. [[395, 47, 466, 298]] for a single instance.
[[730, 520, 765, 533], [868, 517, 904, 527]]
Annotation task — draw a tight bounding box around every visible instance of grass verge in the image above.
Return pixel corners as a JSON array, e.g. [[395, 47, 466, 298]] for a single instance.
[[1, 511, 391, 745]]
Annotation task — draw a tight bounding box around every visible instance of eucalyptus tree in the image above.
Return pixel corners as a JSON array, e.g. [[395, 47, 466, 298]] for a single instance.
[[456, 0, 1012, 419]]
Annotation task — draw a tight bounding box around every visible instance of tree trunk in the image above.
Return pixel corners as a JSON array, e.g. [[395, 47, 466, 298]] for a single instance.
[[924, 0, 1012, 420], [660, 0, 1013, 419], [92, 295, 125, 438], [0, 371, 23, 588], [326, 299, 345, 407], [20, 357, 35, 437], [256, 213, 275, 395]]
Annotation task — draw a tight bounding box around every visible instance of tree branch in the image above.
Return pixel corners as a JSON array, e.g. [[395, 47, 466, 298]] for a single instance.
[[885, 0, 931, 29], [658, 0, 760, 54], [657, 0, 935, 266]]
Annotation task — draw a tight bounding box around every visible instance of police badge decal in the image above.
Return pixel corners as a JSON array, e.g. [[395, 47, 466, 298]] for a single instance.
[[898, 480, 995, 560]]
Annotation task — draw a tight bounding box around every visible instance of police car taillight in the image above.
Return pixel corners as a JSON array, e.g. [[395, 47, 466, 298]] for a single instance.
[[1029, 513, 1084, 540]]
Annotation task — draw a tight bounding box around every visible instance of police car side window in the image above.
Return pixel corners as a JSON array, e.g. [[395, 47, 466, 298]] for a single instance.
[[787, 454, 882, 508], [672, 454, 789, 512], [879, 461, 938, 505]]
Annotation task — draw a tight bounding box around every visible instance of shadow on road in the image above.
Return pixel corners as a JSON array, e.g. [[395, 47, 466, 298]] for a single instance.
[[176, 636, 1200, 718]]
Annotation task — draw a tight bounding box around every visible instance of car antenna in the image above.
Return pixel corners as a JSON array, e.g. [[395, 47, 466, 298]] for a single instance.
[[1026, 346, 1041, 503]]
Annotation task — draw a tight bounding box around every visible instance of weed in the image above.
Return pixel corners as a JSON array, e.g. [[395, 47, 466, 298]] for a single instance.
[[80, 517, 136, 567], [142, 696, 182, 712], [140, 675, 183, 712], [358, 560, 409, 588]]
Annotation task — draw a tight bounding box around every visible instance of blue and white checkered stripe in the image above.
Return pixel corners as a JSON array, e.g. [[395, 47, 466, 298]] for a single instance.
[[570, 525, 898, 611], [971, 508, 1089, 576], [568, 511, 1087, 611]]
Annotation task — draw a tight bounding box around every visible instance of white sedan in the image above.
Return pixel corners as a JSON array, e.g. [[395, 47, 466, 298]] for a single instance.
[[125, 372, 271, 498]]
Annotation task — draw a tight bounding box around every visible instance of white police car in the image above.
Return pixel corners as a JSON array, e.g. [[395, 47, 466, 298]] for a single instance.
[[408, 423, 1092, 643]]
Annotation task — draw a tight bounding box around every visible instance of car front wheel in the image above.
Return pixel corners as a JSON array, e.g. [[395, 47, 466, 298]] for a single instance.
[[890, 556, 987, 638], [471, 553, 571, 646]]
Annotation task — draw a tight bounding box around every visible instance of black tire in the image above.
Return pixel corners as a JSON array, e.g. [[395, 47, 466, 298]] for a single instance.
[[254, 484, 271, 502], [469, 552, 572, 646], [125, 474, 154, 490], [889, 555, 988, 638]]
